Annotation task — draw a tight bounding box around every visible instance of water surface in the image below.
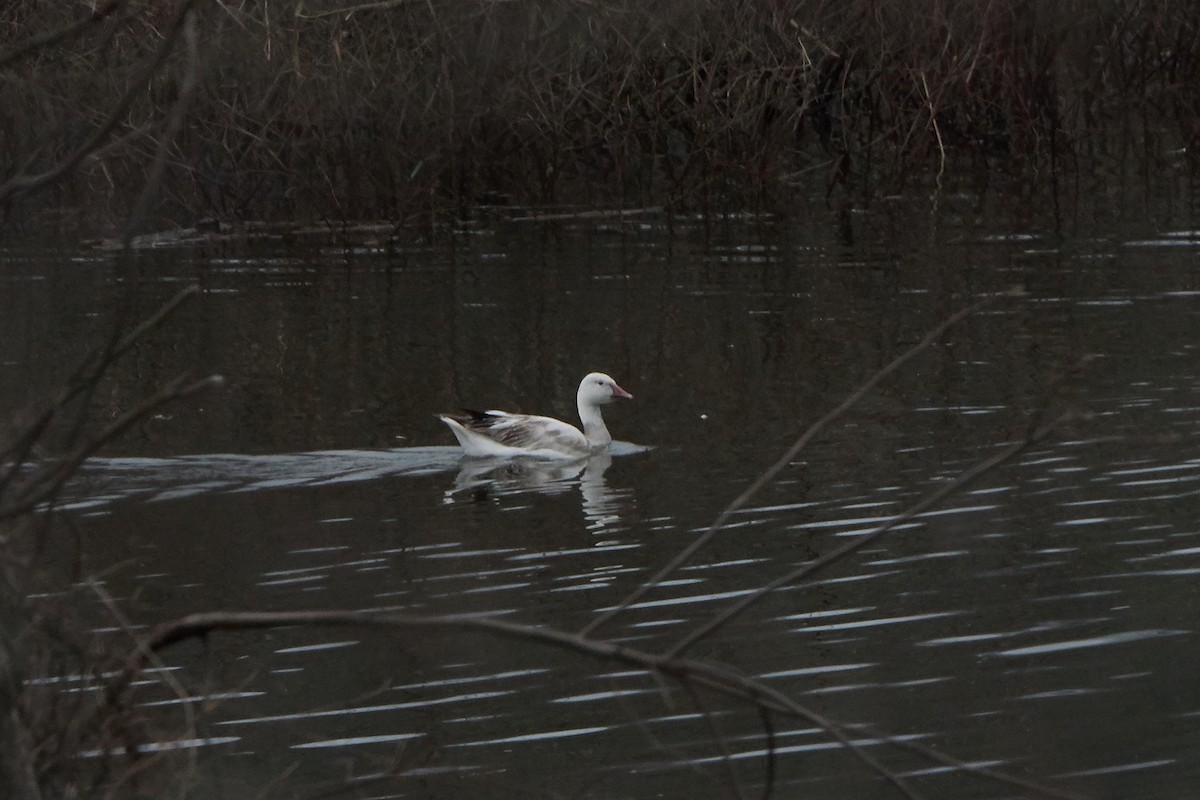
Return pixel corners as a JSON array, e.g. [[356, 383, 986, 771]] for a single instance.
[[4, 205, 1199, 799]]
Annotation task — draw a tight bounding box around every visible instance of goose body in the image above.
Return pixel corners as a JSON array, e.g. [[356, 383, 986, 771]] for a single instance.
[[439, 372, 633, 459]]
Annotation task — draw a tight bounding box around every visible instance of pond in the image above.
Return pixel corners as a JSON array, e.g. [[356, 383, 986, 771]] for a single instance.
[[4, 196, 1200, 799]]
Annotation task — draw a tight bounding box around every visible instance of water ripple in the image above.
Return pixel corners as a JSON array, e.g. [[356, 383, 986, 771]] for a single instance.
[[989, 629, 1189, 657]]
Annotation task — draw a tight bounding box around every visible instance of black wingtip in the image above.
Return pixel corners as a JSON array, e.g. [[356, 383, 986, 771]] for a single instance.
[[438, 408, 495, 426]]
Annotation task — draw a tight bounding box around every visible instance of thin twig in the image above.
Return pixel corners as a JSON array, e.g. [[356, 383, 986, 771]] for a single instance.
[[580, 291, 1022, 639], [842, 720, 1085, 800], [121, 3, 204, 244], [0, 374, 223, 523], [0, 0, 128, 70], [89, 582, 201, 798], [920, 72, 946, 191], [666, 412, 1075, 658], [682, 683, 751, 800], [0, 285, 200, 495], [508, 205, 664, 222], [757, 705, 777, 800], [294, 0, 441, 19], [0, 0, 203, 204]]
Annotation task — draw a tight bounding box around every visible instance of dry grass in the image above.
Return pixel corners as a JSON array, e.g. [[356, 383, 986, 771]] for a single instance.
[[2, 0, 1199, 229]]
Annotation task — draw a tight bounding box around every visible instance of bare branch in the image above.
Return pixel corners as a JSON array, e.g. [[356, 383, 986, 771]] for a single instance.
[[844, 720, 1088, 800], [756, 705, 776, 800], [581, 291, 1023, 638], [0, 285, 201, 495], [89, 582, 202, 796], [112, 608, 1087, 800], [120, 3, 205, 244], [294, 0, 462, 19], [0, 373, 223, 523], [0, 0, 204, 205], [681, 683, 752, 800], [666, 411, 1076, 657], [0, 0, 128, 70], [121, 609, 924, 796]]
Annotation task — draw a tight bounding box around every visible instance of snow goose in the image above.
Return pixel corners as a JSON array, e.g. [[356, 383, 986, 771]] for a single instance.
[[439, 372, 633, 458]]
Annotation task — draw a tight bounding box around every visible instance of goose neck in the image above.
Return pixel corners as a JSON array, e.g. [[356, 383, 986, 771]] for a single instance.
[[578, 399, 611, 447]]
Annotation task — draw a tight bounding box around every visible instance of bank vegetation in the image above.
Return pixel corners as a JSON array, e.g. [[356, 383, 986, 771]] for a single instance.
[[1, 0, 1199, 233]]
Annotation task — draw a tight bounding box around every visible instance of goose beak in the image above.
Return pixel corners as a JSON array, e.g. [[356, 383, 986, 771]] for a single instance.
[[611, 383, 633, 400]]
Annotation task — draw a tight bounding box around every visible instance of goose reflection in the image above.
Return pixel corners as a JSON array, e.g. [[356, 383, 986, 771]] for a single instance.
[[444, 451, 633, 532]]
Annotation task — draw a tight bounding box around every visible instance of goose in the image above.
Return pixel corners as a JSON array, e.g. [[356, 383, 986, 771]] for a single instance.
[[439, 372, 633, 458]]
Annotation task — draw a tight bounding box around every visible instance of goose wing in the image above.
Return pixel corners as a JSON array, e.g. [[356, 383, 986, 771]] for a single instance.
[[440, 410, 589, 457]]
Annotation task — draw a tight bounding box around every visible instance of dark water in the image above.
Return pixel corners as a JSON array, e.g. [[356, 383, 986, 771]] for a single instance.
[[3, 201, 1200, 799]]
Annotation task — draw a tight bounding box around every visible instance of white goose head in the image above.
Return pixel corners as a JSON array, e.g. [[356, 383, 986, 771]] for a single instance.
[[578, 372, 634, 408]]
